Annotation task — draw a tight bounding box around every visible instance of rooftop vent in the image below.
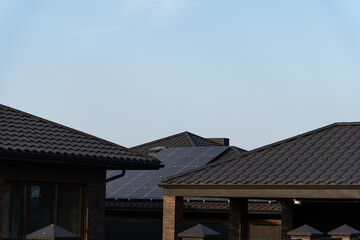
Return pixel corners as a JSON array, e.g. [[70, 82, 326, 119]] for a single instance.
[[148, 146, 166, 156]]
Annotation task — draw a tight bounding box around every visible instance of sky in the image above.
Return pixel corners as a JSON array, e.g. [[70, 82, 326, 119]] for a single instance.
[[1, 0, 360, 150]]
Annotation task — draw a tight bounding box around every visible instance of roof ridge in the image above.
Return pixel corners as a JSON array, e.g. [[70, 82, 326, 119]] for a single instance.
[[0, 104, 151, 159], [184, 131, 197, 147], [130, 132, 188, 149], [130, 131, 223, 150], [229, 146, 247, 154], [186, 132, 223, 146], [160, 122, 360, 184]]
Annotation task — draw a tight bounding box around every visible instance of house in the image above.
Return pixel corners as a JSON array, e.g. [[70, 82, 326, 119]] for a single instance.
[[0, 104, 163, 240], [130, 132, 231, 155], [160, 122, 360, 240], [105, 132, 280, 240]]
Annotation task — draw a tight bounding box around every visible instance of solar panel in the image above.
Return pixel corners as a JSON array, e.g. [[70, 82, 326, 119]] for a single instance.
[[170, 148, 191, 157], [106, 146, 229, 199], [106, 186, 136, 199], [188, 147, 211, 155], [127, 188, 152, 198], [144, 169, 162, 177], [188, 157, 212, 167], [155, 147, 178, 157], [205, 146, 228, 156], [143, 188, 163, 199], [161, 167, 181, 177]]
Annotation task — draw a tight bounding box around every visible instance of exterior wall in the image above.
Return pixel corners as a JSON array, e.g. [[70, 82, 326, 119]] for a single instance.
[[162, 196, 183, 240], [0, 161, 106, 240]]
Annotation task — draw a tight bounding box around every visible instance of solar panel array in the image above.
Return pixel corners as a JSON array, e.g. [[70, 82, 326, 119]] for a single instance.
[[106, 146, 229, 199]]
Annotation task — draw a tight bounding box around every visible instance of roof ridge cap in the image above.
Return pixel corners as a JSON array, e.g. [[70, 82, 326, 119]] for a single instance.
[[184, 131, 197, 147], [130, 132, 188, 149], [230, 146, 247, 153], [130, 131, 223, 149], [185, 131, 224, 146]]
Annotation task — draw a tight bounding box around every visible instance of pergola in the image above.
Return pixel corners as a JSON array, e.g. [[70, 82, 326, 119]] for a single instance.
[[159, 122, 360, 240]]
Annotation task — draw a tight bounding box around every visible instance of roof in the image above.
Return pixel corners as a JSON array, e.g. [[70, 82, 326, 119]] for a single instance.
[[105, 199, 281, 214], [209, 146, 244, 163], [162, 123, 360, 186], [130, 131, 232, 155], [106, 146, 233, 199], [160, 123, 360, 199], [287, 224, 324, 236], [328, 224, 360, 236], [0, 104, 162, 169]]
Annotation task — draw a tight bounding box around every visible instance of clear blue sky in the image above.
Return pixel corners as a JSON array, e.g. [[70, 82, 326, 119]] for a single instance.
[[1, 0, 360, 150]]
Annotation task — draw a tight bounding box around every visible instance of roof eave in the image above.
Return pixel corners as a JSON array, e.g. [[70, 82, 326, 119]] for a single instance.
[[0, 151, 164, 170], [160, 184, 360, 199]]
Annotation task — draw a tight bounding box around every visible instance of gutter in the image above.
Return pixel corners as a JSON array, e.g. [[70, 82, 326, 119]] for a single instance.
[[106, 170, 126, 182]]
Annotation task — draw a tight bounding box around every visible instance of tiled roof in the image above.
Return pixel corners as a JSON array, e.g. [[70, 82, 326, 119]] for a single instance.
[[209, 146, 244, 163], [178, 224, 220, 237], [0, 104, 162, 169], [287, 224, 324, 236], [105, 199, 281, 214], [162, 123, 360, 186], [328, 224, 360, 236], [130, 132, 224, 155]]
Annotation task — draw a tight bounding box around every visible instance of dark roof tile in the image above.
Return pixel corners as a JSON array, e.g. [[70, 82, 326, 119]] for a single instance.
[[162, 123, 360, 186], [0, 104, 161, 169]]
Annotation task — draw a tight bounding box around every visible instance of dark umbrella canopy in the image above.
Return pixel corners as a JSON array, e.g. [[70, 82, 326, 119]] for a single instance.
[[26, 224, 80, 240]]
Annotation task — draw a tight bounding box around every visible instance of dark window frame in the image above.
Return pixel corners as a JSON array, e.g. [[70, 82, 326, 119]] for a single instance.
[[3, 181, 85, 240]]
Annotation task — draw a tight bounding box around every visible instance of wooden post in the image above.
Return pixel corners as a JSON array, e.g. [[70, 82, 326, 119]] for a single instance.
[[163, 195, 183, 240], [229, 198, 248, 240]]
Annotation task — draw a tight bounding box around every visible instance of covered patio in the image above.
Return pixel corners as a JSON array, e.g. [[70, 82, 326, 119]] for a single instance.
[[159, 122, 360, 240]]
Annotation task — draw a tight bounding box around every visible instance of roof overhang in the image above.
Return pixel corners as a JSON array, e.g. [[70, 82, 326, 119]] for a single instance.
[[161, 184, 360, 199], [0, 150, 164, 170]]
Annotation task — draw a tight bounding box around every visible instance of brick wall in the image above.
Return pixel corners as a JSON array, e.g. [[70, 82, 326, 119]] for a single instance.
[[0, 161, 106, 240], [162, 195, 183, 240]]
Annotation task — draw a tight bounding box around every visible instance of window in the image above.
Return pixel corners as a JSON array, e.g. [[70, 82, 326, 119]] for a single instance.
[[2, 183, 83, 239]]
